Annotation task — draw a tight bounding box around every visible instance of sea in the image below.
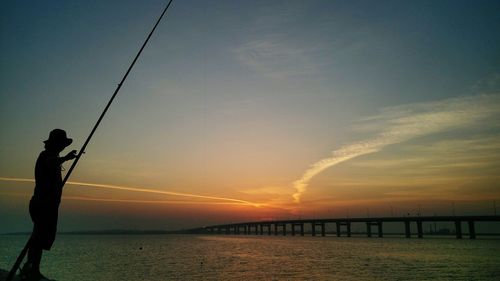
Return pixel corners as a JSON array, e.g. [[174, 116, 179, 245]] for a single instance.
[[1, 234, 499, 280]]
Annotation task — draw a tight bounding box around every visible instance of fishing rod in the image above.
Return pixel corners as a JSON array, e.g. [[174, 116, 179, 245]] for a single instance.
[[7, 1, 174, 280]]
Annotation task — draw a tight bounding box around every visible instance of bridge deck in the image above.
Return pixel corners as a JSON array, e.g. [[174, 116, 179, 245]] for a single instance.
[[192, 215, 500, 239]]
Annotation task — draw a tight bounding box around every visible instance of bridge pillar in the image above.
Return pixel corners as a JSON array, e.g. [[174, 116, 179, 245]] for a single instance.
[[255, 225, 259, 235], [366, 222, 372, 237], [245, 225, 248, 235], [455, 220, 462, 239], [321, 223, 326, 237], [404, 220, 411, 238], [417, 221, 423, 238], [347, 222, 351, 237], [311, 222, 316, 236], [259, 224, 263, 235], [378, 221, 383, 238], [300, 223, 304, 236], [336, 222, 341, 237], [274, 224, 278, 236], [283, 224, 287, 236], [468, 221, 476, 239], [291, 224, 295, 236]]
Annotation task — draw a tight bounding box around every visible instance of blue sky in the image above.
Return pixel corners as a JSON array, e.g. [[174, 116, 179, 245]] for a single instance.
[[1, 0, 500, 231]]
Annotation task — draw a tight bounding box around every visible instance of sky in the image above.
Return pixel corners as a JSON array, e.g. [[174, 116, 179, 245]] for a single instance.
[[1, 0, 500, 232]]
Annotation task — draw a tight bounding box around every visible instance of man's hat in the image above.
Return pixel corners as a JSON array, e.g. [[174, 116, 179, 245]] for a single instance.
[[44, 129, 73, 147]]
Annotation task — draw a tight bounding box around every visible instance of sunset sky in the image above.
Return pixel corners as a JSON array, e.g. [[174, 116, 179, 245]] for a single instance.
[[1, 0, 500, 232]]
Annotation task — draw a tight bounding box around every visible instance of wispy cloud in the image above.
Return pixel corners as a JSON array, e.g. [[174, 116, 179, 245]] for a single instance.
[[351, 135, 500, 170], [0, 177, 262, 207], [292, 94, 500, 203], [233, 37, 320, 79]]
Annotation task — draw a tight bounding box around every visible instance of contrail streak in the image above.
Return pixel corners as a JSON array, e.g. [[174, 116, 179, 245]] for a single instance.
[[63, 196, 251, 205], [0, 177, 261, 207], [292, 94, 500, 203], [0, 191, 259, 206]]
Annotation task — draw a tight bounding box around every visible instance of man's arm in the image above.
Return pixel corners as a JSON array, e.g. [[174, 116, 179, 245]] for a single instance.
[[60, 150, 78, 163], [45, 150, 78, 166]]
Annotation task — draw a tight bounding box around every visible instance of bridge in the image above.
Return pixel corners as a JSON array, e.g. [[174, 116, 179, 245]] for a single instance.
[[189, 215, 500, 239]]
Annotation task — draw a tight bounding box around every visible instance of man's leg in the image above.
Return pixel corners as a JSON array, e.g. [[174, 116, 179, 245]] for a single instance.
[[22, 227, 44, 279], [27, 244, 43, 273]]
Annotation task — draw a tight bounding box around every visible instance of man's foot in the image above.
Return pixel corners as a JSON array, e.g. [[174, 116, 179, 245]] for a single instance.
[[19, 263, 34, 280], [19, 265, 51, 281]]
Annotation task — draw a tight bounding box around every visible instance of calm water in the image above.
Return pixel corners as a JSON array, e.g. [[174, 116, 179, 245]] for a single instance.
[[1, 234, 499, 280]]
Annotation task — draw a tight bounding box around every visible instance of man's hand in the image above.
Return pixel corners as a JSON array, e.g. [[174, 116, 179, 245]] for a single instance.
[[64, 150, 78, 161]]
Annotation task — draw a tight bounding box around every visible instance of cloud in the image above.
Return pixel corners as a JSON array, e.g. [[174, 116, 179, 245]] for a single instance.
[[292, 94, 500, 203], [351, 135, 500, 171], [0, 177, 262, 207], [0, 191, 254, 206], [233, 37, 319, 79]]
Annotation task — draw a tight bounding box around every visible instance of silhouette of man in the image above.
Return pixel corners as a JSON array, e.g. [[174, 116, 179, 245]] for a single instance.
[[21, 129, 77, 280]]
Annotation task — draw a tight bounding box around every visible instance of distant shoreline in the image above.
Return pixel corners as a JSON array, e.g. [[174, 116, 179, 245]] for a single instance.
[[2, 230, 182, 235], [3, 230, 500, 237]]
